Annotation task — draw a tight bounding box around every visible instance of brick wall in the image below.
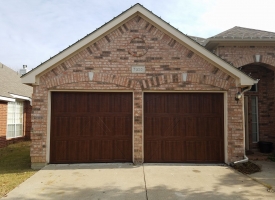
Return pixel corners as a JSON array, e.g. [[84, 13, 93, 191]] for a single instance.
[[0, 101, 7, 148], [24, 101, 32, 140], [30, 15, 245, 166], [242, 65, 275, 149], [216, 46, 275, 68], [216, 46, 275, 151]]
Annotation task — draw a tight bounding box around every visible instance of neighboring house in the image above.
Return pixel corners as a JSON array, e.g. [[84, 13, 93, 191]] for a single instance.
[[0, 62, 32, 148], [22, 4, 269, 169]]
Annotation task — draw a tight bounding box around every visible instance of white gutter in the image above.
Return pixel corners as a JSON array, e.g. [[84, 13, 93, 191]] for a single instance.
[[9, 93, 32, 105], [0, 96, 15, 102], [233, 85, 252, 165]]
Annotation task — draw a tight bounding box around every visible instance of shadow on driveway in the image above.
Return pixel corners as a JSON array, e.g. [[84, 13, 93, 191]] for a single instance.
[[2, 163, 274, 200]]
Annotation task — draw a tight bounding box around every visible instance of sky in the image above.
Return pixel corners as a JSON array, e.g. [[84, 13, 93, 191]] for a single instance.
[[1, 0, 275, 72]]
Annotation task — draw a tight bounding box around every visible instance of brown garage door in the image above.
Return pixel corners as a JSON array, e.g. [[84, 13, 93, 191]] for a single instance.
[[144, 93, 224, 163], [50, 92, 132, 163]]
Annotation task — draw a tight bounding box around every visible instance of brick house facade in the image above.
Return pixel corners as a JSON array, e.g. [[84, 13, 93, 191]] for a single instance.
[[0, 63, 32, 148], [22, 4, 257, 169], [205, 44, 275, 151]]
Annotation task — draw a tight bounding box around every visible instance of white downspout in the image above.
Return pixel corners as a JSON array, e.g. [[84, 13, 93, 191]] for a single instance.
[[233, 86, 252, 165]]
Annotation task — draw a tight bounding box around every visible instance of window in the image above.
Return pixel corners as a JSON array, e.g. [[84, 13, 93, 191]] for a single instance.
[[251, 96, 259, 142], [6, 101, 24, 138], [250, 84, 258, 92]]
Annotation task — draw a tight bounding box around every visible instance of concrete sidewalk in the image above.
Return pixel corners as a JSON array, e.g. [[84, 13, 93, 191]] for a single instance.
[[249, 161, 275, 190], [2, 163, 275, 200]]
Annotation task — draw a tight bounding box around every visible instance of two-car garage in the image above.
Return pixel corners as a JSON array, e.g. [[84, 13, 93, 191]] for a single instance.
[[50, 92, 224, 164]]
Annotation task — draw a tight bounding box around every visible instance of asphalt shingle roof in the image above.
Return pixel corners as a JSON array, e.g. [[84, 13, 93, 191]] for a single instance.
[[188, 36, 206, 45], [0, 62, 32, 99], [210, 26, 275, 40]]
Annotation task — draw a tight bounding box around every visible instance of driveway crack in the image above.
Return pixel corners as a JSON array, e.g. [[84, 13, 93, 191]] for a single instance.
[[142, 164, 149, 200]]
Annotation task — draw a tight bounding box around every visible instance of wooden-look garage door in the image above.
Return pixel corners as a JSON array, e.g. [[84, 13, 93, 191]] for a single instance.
[[50, 92, 132, 163], [144, 93, 224, 163]]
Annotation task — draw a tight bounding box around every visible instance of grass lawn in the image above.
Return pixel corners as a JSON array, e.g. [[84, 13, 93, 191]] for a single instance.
[[0, 141, 36, 198]]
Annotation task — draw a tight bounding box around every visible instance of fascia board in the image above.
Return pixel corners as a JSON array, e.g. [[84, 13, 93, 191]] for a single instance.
[[9, 93, 32, 105], [9, 93, 31, 101], [205, 39, 275, 49]]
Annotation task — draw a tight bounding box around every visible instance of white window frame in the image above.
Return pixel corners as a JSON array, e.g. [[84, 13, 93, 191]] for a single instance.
[[6, 101, 24, 139], [251, 96, 259, 143]]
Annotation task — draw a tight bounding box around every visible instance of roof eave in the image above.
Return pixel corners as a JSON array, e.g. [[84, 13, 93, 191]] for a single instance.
[[0, 95, 15, 102], [205, 39, 275, 50]]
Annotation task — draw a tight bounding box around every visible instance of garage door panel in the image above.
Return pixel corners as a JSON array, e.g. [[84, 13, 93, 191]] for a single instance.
[[144, 140, 161, 162], [114, 116, 132, 136], [186, 141, 207, 162], [144, 93, 224, 163], [52, 140, 68, 162], [185, 117, 197, 137], [208, 117, 223, 137], [70, 93, 88, 113], [144, 117, 162, 137], [161, 117, 184, 137], [52, 117, 70, 137], [95, 117, 114, 136], [206, 141, 223, 162], [162, 141, 183, 162], [114, 140, 132, 161], [144, 94, 166, 114], [50, 92, 132, 163], [51, 93, 65, 112], [197, 117, 208, 137], [68, 140, 90, 162], [91, 139, 113, 162], [178, 95, 189, 114], [189, 94, 200, 113], [78, 117, 91, 136], [166, 95, 179, 113]]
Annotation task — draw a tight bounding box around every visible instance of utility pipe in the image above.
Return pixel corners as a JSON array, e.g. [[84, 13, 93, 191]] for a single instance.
[[233, 85, 252, 165]]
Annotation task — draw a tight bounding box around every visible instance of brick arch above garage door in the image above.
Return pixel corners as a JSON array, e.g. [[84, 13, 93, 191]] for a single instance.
[[50, 92, 133, 164], [45, 72, 233, 91], [144, 93, 224, 163]]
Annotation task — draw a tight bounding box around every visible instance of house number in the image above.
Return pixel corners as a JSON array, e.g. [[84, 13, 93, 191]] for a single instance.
[[132, 66, 145, 73]]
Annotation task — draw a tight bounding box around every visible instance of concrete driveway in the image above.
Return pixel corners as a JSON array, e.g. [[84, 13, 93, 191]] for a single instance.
[[2, 163, 274, 200]]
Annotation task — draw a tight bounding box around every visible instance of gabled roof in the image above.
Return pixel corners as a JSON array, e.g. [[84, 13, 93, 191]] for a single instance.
[[0, 62, 32, 101], [21, 3, 256, 87], [211, 26, 275, 40]]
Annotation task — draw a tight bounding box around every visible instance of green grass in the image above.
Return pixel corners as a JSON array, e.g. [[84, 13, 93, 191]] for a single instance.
[[0, 141, 36, 198]]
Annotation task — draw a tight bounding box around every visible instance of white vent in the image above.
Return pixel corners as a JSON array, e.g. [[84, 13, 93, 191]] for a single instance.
[[19, 65, 28, 75]]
